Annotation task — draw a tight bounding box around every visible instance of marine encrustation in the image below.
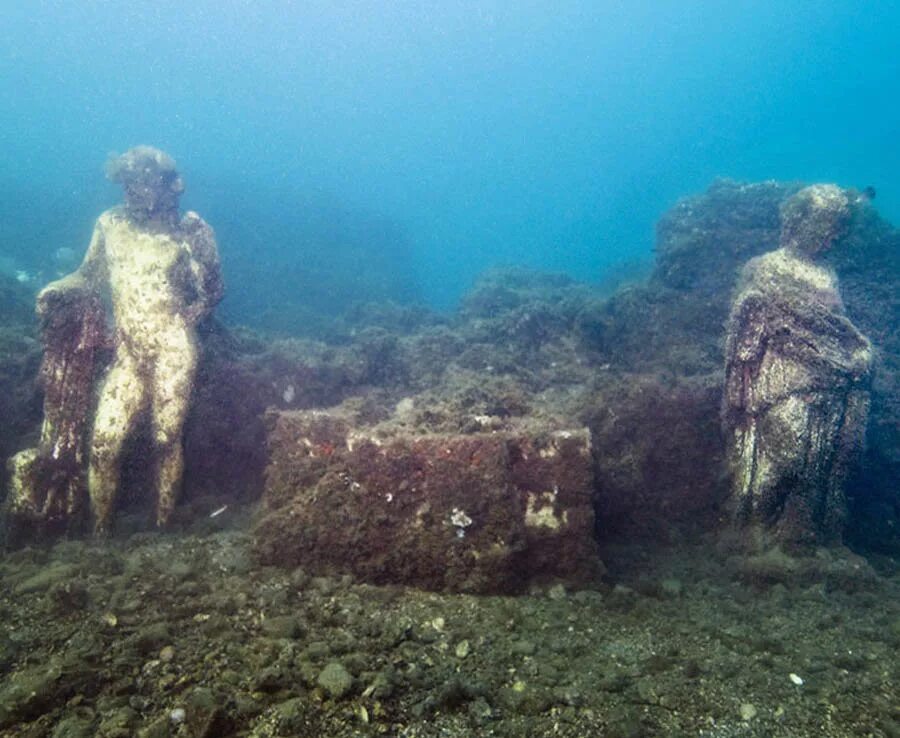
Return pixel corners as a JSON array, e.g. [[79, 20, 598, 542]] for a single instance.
[[723, 184, 873, 544], [7, 147, 223, 535]]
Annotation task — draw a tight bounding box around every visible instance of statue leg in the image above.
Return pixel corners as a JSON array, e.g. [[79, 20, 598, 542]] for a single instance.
[[732, 417, 785, 522], [151, 327, 198, 526], [89, 350, 145, 533], [757, 397, 808, 530], [733, 398, 805, 528]]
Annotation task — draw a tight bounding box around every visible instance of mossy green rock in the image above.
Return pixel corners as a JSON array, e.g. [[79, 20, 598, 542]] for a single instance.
[[97, 706, 138, 738], [317, 662, 353, 699], [52, 711, 96, 738], [0, 662, 65, 727], [261, 615, 304, 639], [14, 563, 79, 595], [132, 622, 172, 656]]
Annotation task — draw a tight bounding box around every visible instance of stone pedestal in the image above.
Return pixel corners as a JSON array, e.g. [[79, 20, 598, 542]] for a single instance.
[[254, 410, 602, 593]]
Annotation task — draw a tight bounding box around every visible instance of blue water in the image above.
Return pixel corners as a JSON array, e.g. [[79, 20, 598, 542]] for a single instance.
[[2, 1, 899, 321]]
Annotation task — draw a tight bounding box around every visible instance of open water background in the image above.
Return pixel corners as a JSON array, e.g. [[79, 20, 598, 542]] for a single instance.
[[1, 1, 898, 324]]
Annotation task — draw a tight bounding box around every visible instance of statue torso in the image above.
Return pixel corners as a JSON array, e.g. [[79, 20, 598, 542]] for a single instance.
[[732, 248, 871, 412], [98, 211, 197, 351]]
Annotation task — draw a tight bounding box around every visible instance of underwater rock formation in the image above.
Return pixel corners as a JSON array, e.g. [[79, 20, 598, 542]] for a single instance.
[[255, 409, 602, 593], [558, 180, 898, 552], [225, 182, 898, 554], [3, 177, 897, 556], [0, 275, 41, 492], [6, 147, 222, 535], [722, 185, 873, 544], [587, 374, 726, 540]]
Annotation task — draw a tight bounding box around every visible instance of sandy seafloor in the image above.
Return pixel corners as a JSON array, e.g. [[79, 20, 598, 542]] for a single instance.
[[0, 508, 897, 738]]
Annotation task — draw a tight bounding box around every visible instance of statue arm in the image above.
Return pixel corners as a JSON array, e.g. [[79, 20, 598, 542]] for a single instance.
[[37, 220, 107, 319], [726, 293, 872, 394], [816, 304, 870, 350], [182, 212, 224, 322], [723, 290, 770, 425], [795, 302, 873, 379]]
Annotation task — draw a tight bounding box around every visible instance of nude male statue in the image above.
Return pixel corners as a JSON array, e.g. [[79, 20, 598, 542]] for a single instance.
[[7, 146, 222, 534]]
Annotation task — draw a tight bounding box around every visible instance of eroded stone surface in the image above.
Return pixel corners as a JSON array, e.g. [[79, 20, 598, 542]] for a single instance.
[[723, 185, 873, 544], [5, 147, 223, 536], [255, 410, 602, 593]]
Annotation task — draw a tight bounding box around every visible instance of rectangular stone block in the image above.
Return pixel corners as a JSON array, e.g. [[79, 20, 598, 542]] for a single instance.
[[254, 410, 601, 593]]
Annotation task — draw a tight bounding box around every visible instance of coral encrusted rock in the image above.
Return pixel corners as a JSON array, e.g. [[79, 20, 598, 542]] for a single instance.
[[254, 409, 602, 593]]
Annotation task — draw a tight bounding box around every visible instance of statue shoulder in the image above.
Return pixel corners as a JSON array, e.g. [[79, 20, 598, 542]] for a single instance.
[[733, 252, 777, 298], [180, 212, 217, 247], [735, 248, 830, 296], [179, 212, 220, 272], [97, 207, 126, 227], [740, 250, 780, 279], [181, 211, 212, 232]]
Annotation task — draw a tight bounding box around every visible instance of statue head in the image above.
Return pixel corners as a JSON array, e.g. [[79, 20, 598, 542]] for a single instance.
[[779, 184, 852, 257], [105, 146, 184, 226]]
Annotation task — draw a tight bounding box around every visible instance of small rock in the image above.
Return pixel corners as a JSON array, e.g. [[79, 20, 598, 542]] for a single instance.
[[132, 623, 171, 656], [289, 567, 310, 589], [548, 583, 567, 600], [261, 615, 304, 640], [455, 640, 471, 659], [50, 710, 95, 738], [635, 678, 658, 704], [606, 705, 644, 738], [660, 578, 683, 597], [14, 563, 79, 595], [890, 618, 900, 640], [166, 559, 195, 581], [468, 696, 493, 723], [305, 641, 331, 661], [254, 666, 290, 693], [317, 662, 353, 699], [274, 697, 307, 731], [47, 581, 90, 613], [159, 646, 176, 663], [740, 703, 757, 721], [97, 706, 138, 738], [135, 715, 170, 738], [311, 576, 336, 595], [365, 671, 394, 699], [512, 640, 536, 656], [186, 687, 229, 737], [0, 661, 64, 728]]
